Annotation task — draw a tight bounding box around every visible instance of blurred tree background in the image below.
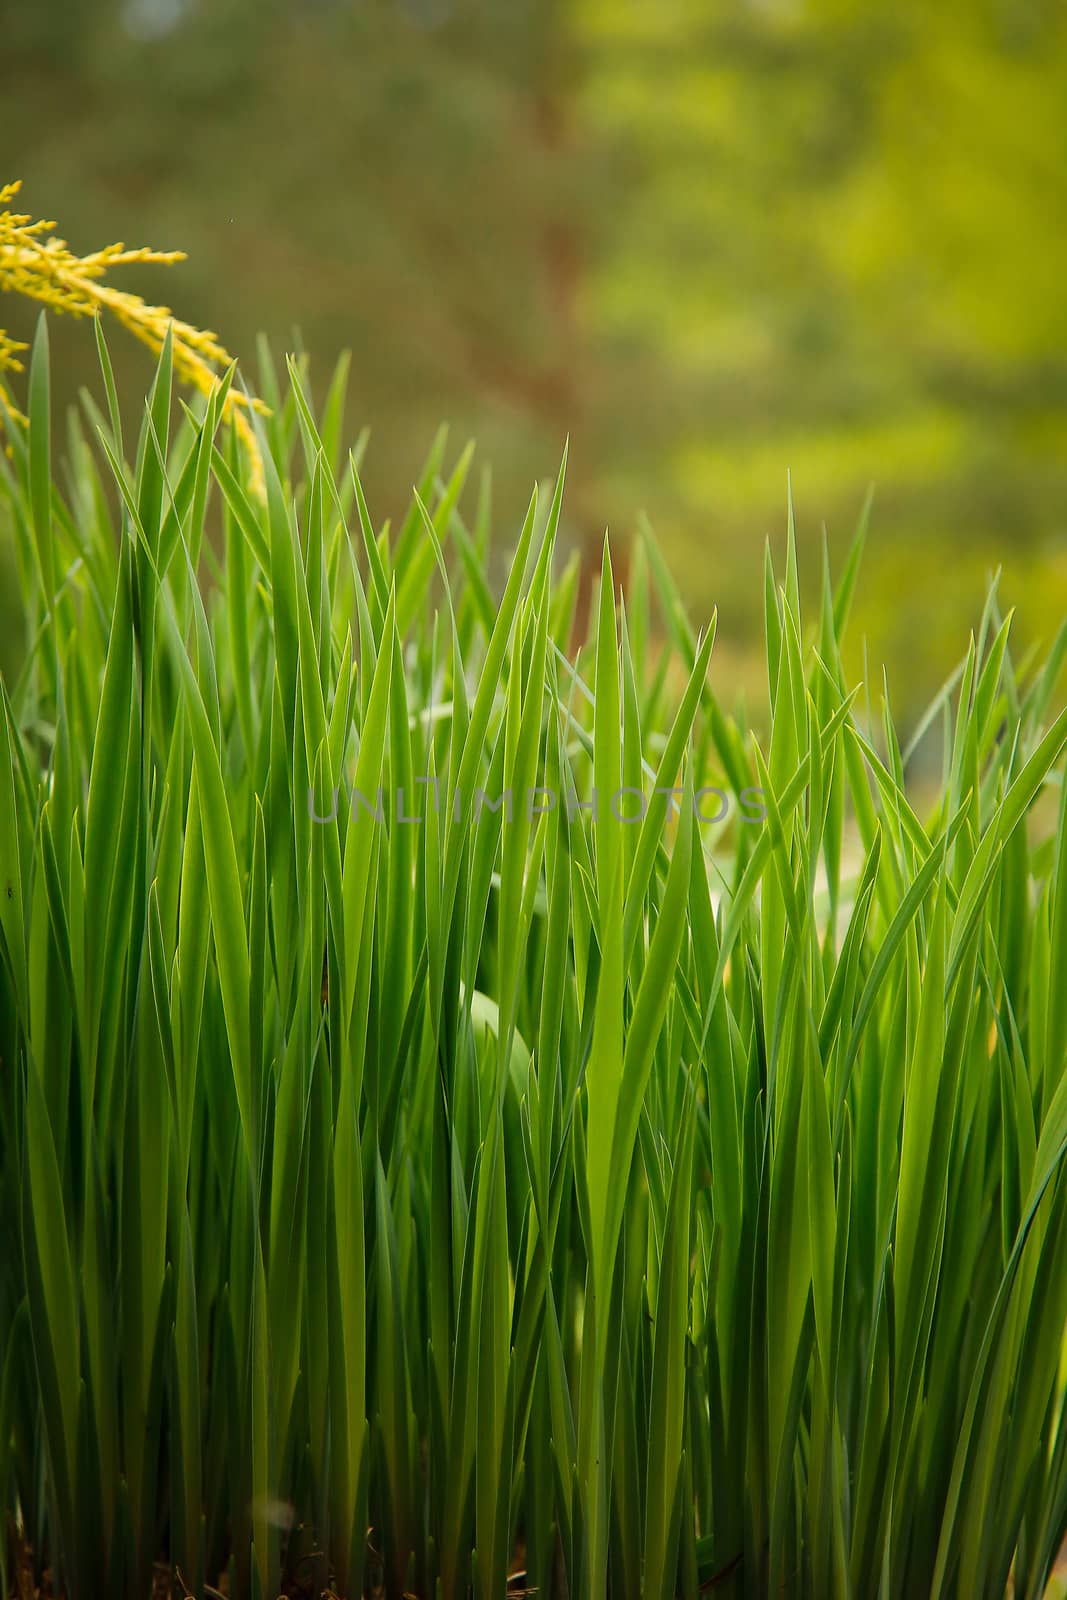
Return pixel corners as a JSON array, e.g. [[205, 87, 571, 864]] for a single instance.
[[3, 0, 1066, 715]]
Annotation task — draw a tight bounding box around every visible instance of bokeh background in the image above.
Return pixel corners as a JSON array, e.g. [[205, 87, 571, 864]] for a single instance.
[[3, 0, 1067, 717]]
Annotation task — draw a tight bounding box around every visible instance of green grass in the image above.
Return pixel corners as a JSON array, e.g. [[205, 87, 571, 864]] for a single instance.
[[1, 317, 1067, 1597]]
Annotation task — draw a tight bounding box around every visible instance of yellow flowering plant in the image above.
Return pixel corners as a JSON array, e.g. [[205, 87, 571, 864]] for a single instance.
[[0, 178, 263, 477]]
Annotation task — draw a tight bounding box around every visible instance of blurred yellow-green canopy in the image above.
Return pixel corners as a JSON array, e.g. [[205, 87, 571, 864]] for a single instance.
[[3, 0, 1066, 711]]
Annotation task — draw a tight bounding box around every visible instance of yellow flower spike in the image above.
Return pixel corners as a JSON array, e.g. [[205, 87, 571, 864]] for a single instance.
[[0, 329, 28, 378], [0, 178, 266, 494]]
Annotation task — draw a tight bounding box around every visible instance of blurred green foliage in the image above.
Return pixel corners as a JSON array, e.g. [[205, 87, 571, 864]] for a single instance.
[[3, 0, 1066, 714]]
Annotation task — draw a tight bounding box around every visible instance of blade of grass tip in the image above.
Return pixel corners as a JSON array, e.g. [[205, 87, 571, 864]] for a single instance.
[[397, 440, 474, 637], [593, 536, 621, 908], [764, 541, 782, 709], [528, 439, 568, 609], [949, 703, 1067, 988], [784, 471, 801, 622], [629, 534, 650, 686], [222, 434, 257, 771], [833, 799, 970, 1127], [255, 331, 286, 471], [619, 610, 643, 884], [623, 620, 715, 965], [180, 382, 225, 578], [551, 550, 581, 651], [974, 613, 1013, 754], [972, 567, 1002, 673], [211, 443, 271, 573], [637, 510, 695, 657], [447, 503, 497, 639], [284, 351, 327, 478], [831, 484, 871, 640], [155, 393, 211, 587], [496, 620, 549, 1078], [349, 456, 391, 620], [444, 484, 540, 916], [1025, 611, 1067, 731], [691, 689, 861, 1082], [256, 412, 301, 734], [93, 315, 124, 459], [395, 422, 448, 565], [472, 459, 492, 558], [319, 349, 351, 477], [135, 321, 173, 551]]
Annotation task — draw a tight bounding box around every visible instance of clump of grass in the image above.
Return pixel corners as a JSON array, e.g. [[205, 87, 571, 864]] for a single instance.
[[1, 320, 1066, 1599]]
